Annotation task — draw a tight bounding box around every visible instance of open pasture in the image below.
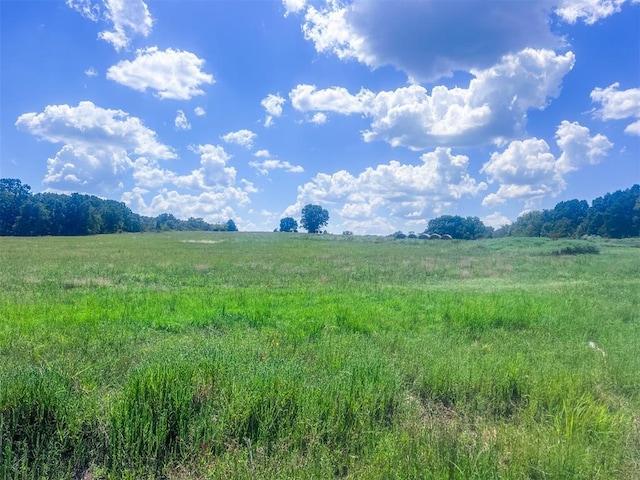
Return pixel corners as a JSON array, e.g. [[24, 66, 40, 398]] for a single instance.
[[1, 233, 639, 479]]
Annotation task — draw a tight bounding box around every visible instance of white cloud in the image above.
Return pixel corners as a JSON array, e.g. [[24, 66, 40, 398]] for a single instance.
[[84, 67, 98, 77], [261, 93, 286, 127], [591, 82, 640, 135], [254, 149, 271, 158], [290, 84, 373, 114], [130, 144, 242, 192], [481, 138, 561, 208], [221, 129, 257, 149], [99, 0, 153, 50], [250, 159, 304, 175], [283, 0, 306, 16], [481, 121, 612, 208], [179, 144, 236, 189], [482, 212, 512, 229], [107, 47, 214, 100], [290, 0, 637, 82], [289, 49, 575, 149], [624, 119, 640, 136], [194, 106, 206, 116], [293, 0, 561, 82], [309, 112, 327, 125], [555, 0, 639, 24], [249, 150, 303, 175], [285, 147, 486, 233], [555, 120, 613, 171], [42, 144, 130, 192], [66, 0, 100, 21], [174, 110, 191, 130], [122, 187, 250, 224], [15, 101, 175, 194], [67, 0, 153, 51], [591, 83, 640, 119], [15, 101, 174, 158]]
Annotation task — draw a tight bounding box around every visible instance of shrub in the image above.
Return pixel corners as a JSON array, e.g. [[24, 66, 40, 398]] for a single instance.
[[550, 243, 600, 256]]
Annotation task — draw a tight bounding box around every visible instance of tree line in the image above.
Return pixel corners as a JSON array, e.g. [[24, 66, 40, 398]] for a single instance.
[[2, 178, 638, 238], [391, 184, 639, 240], [0, 179, 237, 236], [495, 184, 640, 239]]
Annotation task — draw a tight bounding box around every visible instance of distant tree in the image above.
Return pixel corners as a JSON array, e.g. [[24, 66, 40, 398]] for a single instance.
[[300, 204, 329, 233], [510, 210, 545, 237], [426, 215, 490, 239], [155, 213, 180, 231], [185, 217, 210, 231], [0, 178, 31, 235], [279, 217, 298, 232], [226, 219, 238, 231]]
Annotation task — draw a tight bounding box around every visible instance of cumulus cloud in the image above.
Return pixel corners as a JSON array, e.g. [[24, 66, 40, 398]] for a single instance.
[[261, 93, 286, 127], [194, 106, 206, 116], [132, 144, 239, 193], [249, 150, 303, 175], [107, 47, 214, 100], [555, 120, 613, 171], [67, 0, 153, 51], [309, 112, 327, 125], [289, 49, 575, 149], [250, 160, 304, 175], [122, 187, 250, 224], [180, 144, 237, 189], [624, 120, 640, 136], [482, 212, 512, 229], [290, 84, 373, 114], [284, 147, 486, 233], [291, 0, 561, 82], [84, 67, 98, 77], [174, 110, 191, 130], [283, 0, 306, 16], [221, 129, 257, 149], [590, 83, 640, 135], [15, 101, 175, 194], [130, 143, 243, 193], [288, 0, 636, 82], [481, 121, 612, 208], [555, 0, 640, 24]]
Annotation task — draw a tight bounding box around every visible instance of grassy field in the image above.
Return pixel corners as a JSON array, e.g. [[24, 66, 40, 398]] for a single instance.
[[1, 232, 639, 479]]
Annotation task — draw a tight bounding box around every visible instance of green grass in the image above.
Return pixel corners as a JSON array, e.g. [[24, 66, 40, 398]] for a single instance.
[[1, 233, 639, 479]]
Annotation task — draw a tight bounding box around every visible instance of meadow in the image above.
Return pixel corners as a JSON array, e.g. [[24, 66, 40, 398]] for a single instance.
[[1, 232, 639, 479]]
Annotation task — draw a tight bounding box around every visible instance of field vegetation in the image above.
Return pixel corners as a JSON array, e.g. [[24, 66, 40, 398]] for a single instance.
[[1, 232, 639, 479]]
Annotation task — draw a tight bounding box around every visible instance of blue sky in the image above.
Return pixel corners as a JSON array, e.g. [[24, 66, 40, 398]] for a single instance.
[[1, 0, 639, 234]]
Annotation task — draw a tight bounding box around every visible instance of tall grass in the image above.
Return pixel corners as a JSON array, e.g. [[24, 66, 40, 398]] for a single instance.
[[0, 233, 639, 478]]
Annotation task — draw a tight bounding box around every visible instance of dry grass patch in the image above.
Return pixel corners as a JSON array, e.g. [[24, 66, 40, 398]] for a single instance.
[[62, 277, 113, 289]]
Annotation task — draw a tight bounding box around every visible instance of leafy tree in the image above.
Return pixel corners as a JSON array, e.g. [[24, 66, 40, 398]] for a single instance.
[[0, 178, 31, 235], [509, 210, 545, 237], [13, 198, 50, 236], [584, 185, 640, 238], [226, 219, 238, 231], [155, 213, 180, 231], [279, 217, 298, 232], [300, 204, 329, 233]]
